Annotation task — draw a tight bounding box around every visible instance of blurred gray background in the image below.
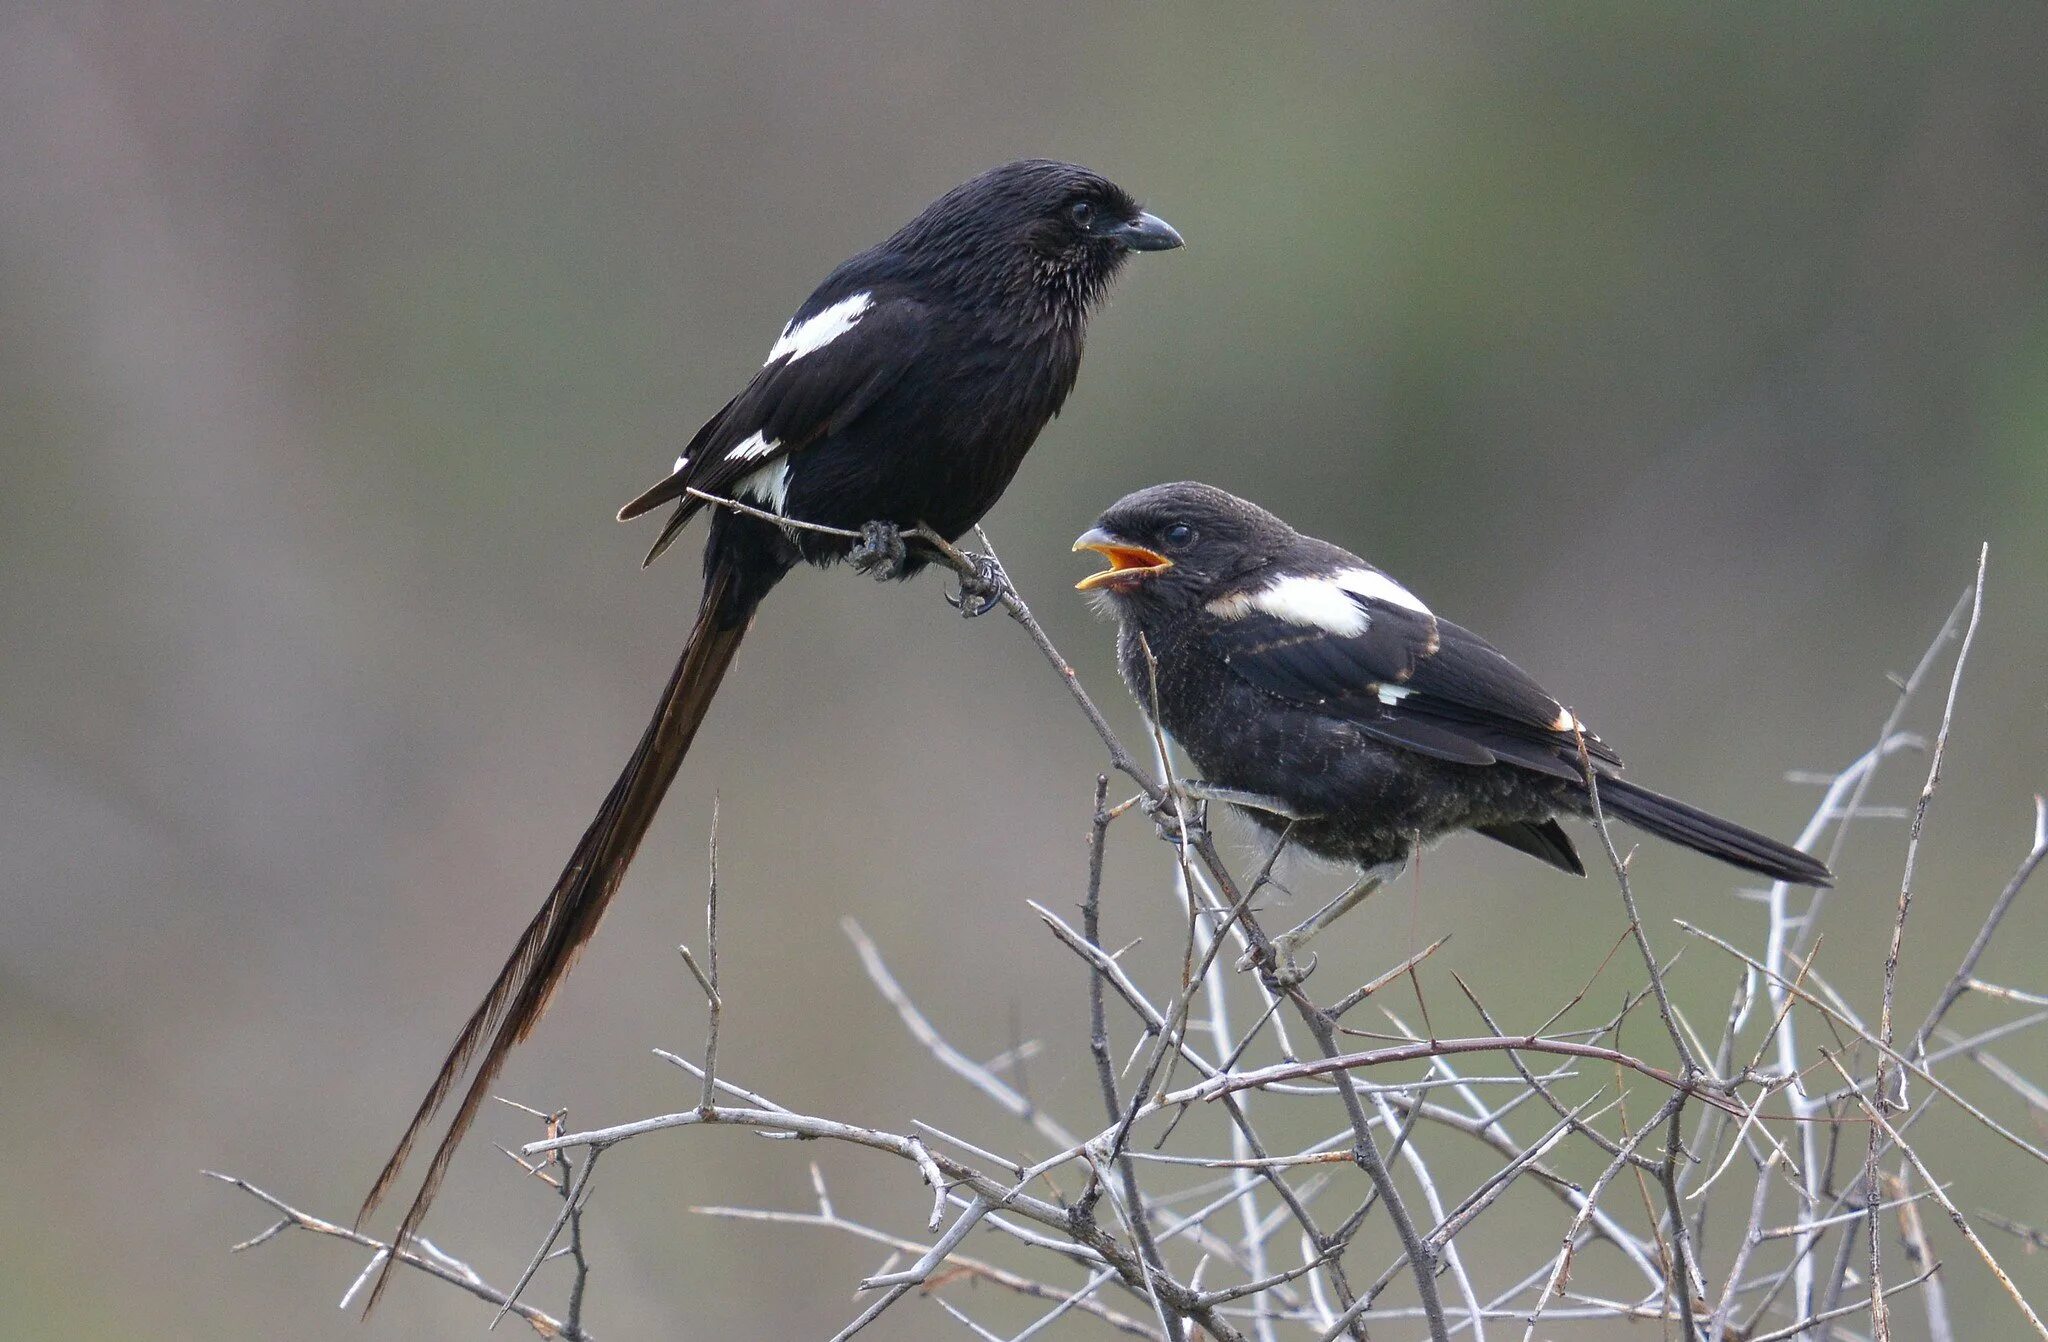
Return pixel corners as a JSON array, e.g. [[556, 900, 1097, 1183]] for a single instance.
[[4, 4, 2045, 1338]]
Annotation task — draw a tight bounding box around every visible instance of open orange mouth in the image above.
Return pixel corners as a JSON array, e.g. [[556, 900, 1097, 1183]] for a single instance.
[[1073, 529, 1173, 591]]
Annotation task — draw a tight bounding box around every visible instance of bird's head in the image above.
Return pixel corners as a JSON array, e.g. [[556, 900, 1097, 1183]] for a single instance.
[[1074, 482, 1297, 615], [892, 160, 1181, 314]]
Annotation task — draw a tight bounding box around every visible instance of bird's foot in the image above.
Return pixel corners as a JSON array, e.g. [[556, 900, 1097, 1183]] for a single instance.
[[850, 520, 910, 580], [1144, 790, 1209, 846], [1234, 938, 1317, 989], [1246, 934, 1319, 984], [943, 551, 1008, 618]]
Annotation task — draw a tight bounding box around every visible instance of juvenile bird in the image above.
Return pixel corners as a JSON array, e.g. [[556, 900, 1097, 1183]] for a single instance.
[[1074, 482, 1831, 938], [359, 161, 1181, 1292]]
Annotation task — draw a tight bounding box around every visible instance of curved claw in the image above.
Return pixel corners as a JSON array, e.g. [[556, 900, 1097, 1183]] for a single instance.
[[943, 552, 1008, 618]]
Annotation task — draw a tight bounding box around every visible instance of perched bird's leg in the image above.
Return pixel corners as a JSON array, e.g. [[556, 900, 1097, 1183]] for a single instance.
[[1241, 870, 1389, 975], [943, 549, 1009, 618], [1179, 780, 1317, 822], [849, 520, 911, 580]]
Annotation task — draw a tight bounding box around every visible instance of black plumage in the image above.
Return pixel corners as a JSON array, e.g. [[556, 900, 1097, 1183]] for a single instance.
[[1074, 482, 1832, 890], [357, 161, 1180, 1297]]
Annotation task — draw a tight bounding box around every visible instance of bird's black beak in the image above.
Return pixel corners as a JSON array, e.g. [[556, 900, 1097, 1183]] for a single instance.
[[1110, 211, 1184, 252], [1074, 527, 1173, 590]]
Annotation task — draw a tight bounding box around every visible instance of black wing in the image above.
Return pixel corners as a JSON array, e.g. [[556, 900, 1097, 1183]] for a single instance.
[[618, 294, 929, 563], [1208, 578, 1622, 781]]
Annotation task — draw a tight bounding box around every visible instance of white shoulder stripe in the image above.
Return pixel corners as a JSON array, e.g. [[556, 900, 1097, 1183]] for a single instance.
[[767, 292, 873, 365], [1207, 568, 1429, 636], [1334, 567, 1430, 616], [1242, 574, 1373, 637]]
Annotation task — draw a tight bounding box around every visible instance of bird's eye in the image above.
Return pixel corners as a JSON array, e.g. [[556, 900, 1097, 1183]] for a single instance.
[[1163, 523, 1194, 546], [1068, 199, 1095, 228]]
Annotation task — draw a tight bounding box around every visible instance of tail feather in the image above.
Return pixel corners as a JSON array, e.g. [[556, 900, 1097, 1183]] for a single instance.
[[355, 560, 754, 1310], [1594, 777, 1832, 888]]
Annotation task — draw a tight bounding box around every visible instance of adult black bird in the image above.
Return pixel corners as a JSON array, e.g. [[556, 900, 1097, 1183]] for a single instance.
[[358, 160, 1181, 1289], [1074, 483, 1831, 934]]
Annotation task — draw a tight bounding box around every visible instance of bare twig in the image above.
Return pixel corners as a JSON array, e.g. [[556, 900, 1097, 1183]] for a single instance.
[[1520, 1091, 1684, 1342], [493, 1143, 602, 1328], [678, 799, 723, 1114], [693, 1165, 1160, 1338], [1821, 1048, 2048, 1339], [1913, 794, 2048, 1058], [843, 916, 1081, 1151], [207, 1172, 593, 1340]]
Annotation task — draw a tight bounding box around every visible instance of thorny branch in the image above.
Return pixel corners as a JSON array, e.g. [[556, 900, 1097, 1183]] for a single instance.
[[1866, 544, 1988, 1339], [205, 1170, 594, 1341], [210, 527, 2041, 1340]]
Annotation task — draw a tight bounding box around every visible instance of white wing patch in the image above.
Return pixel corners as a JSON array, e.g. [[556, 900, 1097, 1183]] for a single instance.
[[1375, 683, 1414, 707], [767, 292, 873, 365], [728, 430, 779, 462], [1335, 567, 1430, 616], [1210, 567, 1431, 635], [1240, 574, 1373, 637], [737, 460, 791, 514]]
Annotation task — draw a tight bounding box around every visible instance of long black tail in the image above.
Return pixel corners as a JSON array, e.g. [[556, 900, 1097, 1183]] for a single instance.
[[1595, 777, 1832, 887], [356, 557, 757, 1309]]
